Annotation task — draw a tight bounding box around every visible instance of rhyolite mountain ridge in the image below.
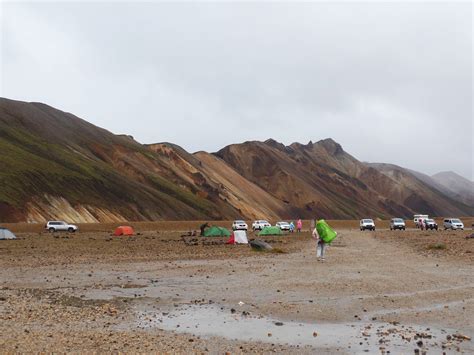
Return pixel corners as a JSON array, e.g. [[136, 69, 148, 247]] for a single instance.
[[0, 97, 472, 223]]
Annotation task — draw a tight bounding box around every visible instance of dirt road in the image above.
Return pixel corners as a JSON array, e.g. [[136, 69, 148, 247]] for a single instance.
[[0, 226, 473, 353]]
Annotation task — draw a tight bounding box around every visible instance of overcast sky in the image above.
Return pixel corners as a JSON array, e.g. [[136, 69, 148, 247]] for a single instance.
[[1, 1, 473, 180]]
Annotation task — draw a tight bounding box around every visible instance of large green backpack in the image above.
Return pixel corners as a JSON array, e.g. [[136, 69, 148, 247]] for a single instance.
[[316, 219, 337, 243]]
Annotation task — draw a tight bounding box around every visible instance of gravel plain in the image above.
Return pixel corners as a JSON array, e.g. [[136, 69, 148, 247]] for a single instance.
[[1, 221, 473, 353]]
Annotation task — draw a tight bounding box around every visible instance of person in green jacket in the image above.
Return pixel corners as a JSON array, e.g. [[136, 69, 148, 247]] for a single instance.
[[312, 219, 326, 262]]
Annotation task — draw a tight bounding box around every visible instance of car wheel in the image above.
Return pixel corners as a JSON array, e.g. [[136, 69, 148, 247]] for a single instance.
[[48, 228, 55, 233], [68, 227, 75, 233]]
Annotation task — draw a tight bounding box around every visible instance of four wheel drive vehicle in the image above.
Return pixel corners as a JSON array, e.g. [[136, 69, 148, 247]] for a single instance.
[[424, 219, 438, 230], [252, 220, 271, 231], [390, 218, 406, 230], [275, 221, 291, 231], [360, 219, 375, 231], [232, 220, 248, 231], [443, 218, 464, 230], [45, 221, 78, 233]]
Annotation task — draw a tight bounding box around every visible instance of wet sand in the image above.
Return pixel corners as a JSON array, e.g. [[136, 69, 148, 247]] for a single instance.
[[0, 223, 473, 353]]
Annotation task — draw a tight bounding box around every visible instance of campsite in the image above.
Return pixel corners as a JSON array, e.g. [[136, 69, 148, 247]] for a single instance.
[[0, 219, 473, 353]]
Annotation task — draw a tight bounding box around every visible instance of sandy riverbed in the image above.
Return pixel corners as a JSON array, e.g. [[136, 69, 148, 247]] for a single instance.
[[0, 223, 473, 353]]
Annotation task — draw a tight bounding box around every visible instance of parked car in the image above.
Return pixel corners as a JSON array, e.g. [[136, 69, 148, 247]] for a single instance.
[[390, 218, 406, 230], [360, 219, 375, 231], [232, 220, 248, 231], [252, 220, 271, 231], [275, 221, 291, 231], [424, 219, 438, 230], [45, 221, 78, 233], [443, 218, 464, 230], [413, 214, 429, 228]]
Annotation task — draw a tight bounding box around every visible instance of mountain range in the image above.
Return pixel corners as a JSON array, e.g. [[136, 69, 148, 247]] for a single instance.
[[0, 97, 472, 223]]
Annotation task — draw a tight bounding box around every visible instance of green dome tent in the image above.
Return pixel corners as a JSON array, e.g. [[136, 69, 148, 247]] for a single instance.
[[203, 226, 231, 237], [259, 226, 283, 236]]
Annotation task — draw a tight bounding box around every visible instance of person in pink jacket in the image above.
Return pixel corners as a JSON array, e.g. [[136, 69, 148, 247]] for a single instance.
[[296, 219, 303, 233]]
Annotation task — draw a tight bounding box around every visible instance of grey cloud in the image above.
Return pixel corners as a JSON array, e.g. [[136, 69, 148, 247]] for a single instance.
[[1, 1, 472, 179]]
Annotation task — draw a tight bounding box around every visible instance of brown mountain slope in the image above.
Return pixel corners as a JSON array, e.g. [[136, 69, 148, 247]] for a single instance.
[[0, 98, 232, 222], [215, 140, 412, 219], [216, 140, 473, 218], [1, 97, 472, 223], [193, 152, 288, 219], [366, 163, 474, 216]]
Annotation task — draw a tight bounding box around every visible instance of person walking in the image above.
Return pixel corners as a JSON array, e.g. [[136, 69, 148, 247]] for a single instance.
[[297, 219, 303, 233], [200, 222, 209, 236], [312, 220, 326, 262], [289, 221, 295, 233]]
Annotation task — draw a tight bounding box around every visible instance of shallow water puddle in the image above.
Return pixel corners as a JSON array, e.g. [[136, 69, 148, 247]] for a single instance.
[[135, 304, 471, 352]]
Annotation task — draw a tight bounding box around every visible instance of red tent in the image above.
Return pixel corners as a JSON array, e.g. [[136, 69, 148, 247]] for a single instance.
[[114, 226, 134, 236]]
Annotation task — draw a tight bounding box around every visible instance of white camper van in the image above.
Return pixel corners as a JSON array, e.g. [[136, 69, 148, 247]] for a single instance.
[[413, 215, 429, 228]]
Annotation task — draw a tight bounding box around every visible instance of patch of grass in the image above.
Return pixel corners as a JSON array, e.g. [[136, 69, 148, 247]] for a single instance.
[[0, 124, 214, 220], [427, 243, 447, 250], [147, 175, 214, 215]]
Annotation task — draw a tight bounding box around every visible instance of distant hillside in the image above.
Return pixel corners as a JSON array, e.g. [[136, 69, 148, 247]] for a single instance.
[[431, 171, 474, 206], [0, 97, 472, 223], [366, 163, 473, 216]]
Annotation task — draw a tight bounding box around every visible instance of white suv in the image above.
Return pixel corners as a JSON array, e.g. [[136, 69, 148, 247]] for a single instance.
[[45, 221, 78, 233], [443, 218, 464, 230], [360, 219, 375, 231], [390, 218, 406, 230], [232, 220, 248, 231], [252, 220, 271, 231], [275, 221, 291, 231]]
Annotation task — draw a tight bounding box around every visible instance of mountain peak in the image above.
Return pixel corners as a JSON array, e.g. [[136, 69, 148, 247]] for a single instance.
[[264, 138, 288, 152], [315, 138, 344, 155]]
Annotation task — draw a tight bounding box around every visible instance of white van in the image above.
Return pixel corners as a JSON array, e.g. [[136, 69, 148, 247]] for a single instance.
[[443, 218, 464, 230]]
